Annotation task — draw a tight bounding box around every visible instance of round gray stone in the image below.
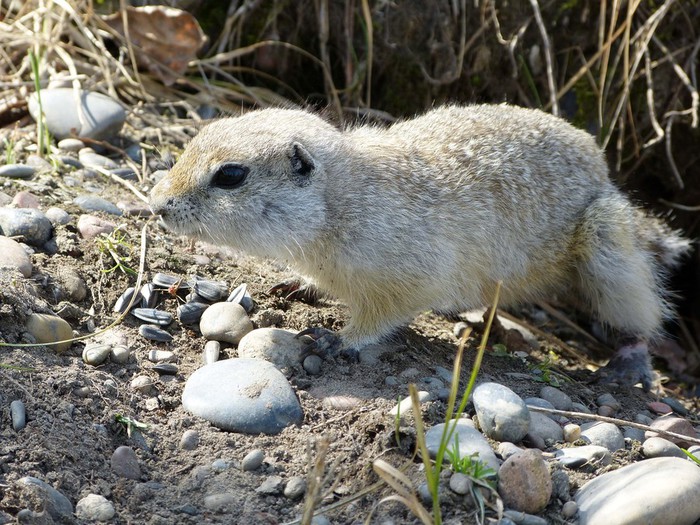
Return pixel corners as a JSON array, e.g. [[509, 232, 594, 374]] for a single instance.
[[82, 343, 111, 366], [180, 429, 200, 450], [580, 422, 625, 451], [75, 494, 115, 521], [199, 302, 253, 344], [27, 88, 126, 140], [284, 476, 306, 500], [78, 148, 118, 170], [425, 419, 500, 471], [44, 207, 71, 226], [576, 457, 700, 525], [18, 477, 73, 522], [237, 328, 307, 369], [73, 194, 122, 215], [241, 449, 265, 471], [498, 449, 552, 514], [182, 358, 303, 434], [473, 382, 530, 443], [527, 411, 564, 444], [539, 385, 573, 411], [0, 207, 52, 246], [553, 445, 612, 467], [11, 400, 26, 431], [0, 164, 36, 179], [111, 446, 141, 479], [643, 436, 686, 459]]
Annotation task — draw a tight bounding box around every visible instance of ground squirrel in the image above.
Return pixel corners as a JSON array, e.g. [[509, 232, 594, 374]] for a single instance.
[[149, 104, 690, 390]]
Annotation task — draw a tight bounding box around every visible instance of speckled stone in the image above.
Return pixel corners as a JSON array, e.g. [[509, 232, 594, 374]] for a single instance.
[[25, 313, 73, 352], [182, 358, 303, 435], [498, 449, 552, 514]]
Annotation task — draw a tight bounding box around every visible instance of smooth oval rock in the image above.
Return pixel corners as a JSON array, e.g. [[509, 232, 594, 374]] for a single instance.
[[82, 343, 111, 366], [646, 416, 698, 447], [284, 476, 306, 500], [0, 207, 52, 246], [0, 163, 36, 179], [643, 436, 686, 459], [75, 494, 115, 521], [473, 382, 530, 443], [539, 385, 573, 411], [180, 429, 200, 450], [237, 328, 307, 369], [77, 214, 115, 240], [28, 88, 126, 140], [498, 449, 552, 514], [0, 235, 32, 277], [18, 476, 73, 522], [11, 400, 26, 431], [110, 344, 131, 364], [182, 358, 303, 434], [580, 422, 625, 451], [111, 446, 141, 479], [57, 138, 85, 152], [241, 449, 265, 471], [25, 313, 73, 352], [78, 148, 118, 170], [553, 445, 612, 467], [44, 207, 71, 226], [389, 391, 431, 416], [527, 411, 564, 444], [575, 457, 700, 525], [74, 194, 122, 215], [203, 340, 220, 365], [12, 191, 40, 209], [199, 302, 253, 344], [425, 419, 500, 471]]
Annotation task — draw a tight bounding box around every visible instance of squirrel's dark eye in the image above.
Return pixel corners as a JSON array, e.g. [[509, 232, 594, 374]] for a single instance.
[[211, 163, 249, 189]]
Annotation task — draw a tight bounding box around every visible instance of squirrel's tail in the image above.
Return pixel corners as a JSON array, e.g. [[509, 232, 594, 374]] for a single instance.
[[634, 209, 691, 271]]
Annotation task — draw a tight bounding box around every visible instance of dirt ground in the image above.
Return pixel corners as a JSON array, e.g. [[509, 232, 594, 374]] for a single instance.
[[0, 131, 695, 525]]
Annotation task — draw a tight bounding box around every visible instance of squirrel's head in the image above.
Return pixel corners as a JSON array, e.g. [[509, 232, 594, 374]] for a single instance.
[[150, 108, 340, 259]]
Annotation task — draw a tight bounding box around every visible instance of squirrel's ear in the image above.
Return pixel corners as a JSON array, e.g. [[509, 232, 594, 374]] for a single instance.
[[288, 142, 315, 186]]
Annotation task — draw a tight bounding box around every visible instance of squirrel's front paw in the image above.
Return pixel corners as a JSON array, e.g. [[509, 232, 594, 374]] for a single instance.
[[269, 279, 320, 304], [595, 340, 654, 392], [296, 327, 359, 361]]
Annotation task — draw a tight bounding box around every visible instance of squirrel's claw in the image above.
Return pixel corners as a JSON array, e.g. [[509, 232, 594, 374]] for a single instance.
[[268, 279, 319, 304], [595, 340, 654, 392], [296, 327, 358, 361]]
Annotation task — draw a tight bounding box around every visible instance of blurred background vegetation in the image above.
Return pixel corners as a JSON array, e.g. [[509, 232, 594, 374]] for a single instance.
[[1, 0, 699, 347]]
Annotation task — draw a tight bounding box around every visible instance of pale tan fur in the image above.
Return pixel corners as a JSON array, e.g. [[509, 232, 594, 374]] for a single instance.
[[150, 104, 689, 351]]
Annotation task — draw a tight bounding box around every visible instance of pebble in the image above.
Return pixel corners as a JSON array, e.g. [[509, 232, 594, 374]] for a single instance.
[[563, 423, 581, 442], [180, 429, 200, 450], [73, 194, 122, 215], [181, 358, 303, 434], [77, 214, 116, 240], [18, 476, 73, 522], [502, 511, 548, 525], [78, 148, 119, 170], [203, 340, 220, 365], [10, 400, 26, 431], [647, 401, 673, 415], [0, 235, 32, 277], [75, 494, 115, 521], [284, 476, 307, 499], [623, 426, 646, 442], [241, 449, 265, 471], [303, 354, 323, 375], [111, 446, 141, 479], [138, 324, 173, 342], [27, 88, 126, 140], [44, 207, 71, 225], [643, 436, 686, 459], [82, 343, 112, 366], [571, 402, 592, 414], [596, 393, 621, 412], [646, 416, 698, 447], [539, 385, 573, 411], [55, 268, 87, 301], [237, 328, 307, 369], [553, 445, 612, 467], [211, 458, 229, 471], [561, 499, 578, 518], [130, 375, 157, 395], [148, 349, 175, 363], [527, 411, 564, 444], [597, 405, 616, 417], [203, 493, 236, 512], [575, 457, 700, 524], [388, 391, 431, 416], [256, 475, 284, 495], [199, 302, 253, 344], [662, 397, 689, 416], [580, 422, 625, 451], [12, 191, 40, 208], [110, 344, 131, 364], [25, 154, 53, 173], [449, 472, 473, 495], [497, 449, 552, 514], [57, 138, 85, 151], [25, 313, 73, 352], [473, 382, 530, 443], [498, 442, 523, 460], [425, 419, 500, 471], [0, 207, 52, 246], [0, 163, 36, 179]]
